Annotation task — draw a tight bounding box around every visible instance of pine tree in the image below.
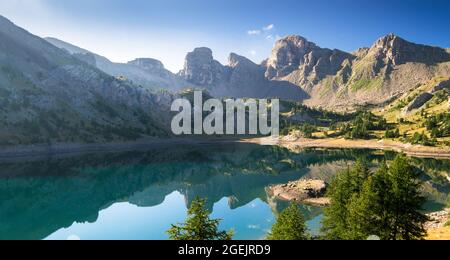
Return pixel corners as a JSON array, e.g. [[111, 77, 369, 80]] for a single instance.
[[346, 162, 392, 239], [167, 197, 233, 240], [321, 159, 368, 239], [386, 155, 428, 240], [322, 156, 428, 240], [267, 203, 309, 240]]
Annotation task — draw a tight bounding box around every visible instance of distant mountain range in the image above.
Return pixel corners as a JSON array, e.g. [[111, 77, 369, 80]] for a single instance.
[[45, 37, 186, 92], [0, 14, 449, 145], [47, 28, 450, 111]]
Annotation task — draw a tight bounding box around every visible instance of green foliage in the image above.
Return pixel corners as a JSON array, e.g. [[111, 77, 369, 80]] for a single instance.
[[279, 101, 357, 136], [408, 132, 437, 146], [322, 155, 428, 240], [425, 113, 450, 138], [343, 111, 388, 140], [298, 123, 317, 138], [385, 128, 400, 139], [321, 159, 369, 239], [267, 203, 309, 240], [167, 197, 233, 240], [350, 76, 383, 92]]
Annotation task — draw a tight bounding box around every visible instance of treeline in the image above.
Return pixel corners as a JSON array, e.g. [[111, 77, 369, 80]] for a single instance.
[[168, 155, 430, 240], [335, 111, 391, 140], [425, 112, 450, 138]]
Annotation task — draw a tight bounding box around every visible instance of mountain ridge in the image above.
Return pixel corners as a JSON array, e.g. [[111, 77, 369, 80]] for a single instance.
[[45, 30, 450, 110], [45, 37, 187, 92], [0, 15, 172, 145]]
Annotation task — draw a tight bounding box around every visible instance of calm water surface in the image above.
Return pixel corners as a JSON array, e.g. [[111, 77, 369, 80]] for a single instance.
[[0, 143, 448, 240]]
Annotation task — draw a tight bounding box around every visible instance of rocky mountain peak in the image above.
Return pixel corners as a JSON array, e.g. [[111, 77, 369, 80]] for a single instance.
[[265, 35, 317, 78], [185, 47, 214, 64], [179, 47, 226, 86], [368, 33, 450, 66], [265, 35, 354, 86]]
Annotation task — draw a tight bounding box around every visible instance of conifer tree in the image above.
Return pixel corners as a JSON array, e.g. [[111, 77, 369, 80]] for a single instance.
[[167, 197, 233, 240], [322, 156, 428, 240], [321, 159, 368, 239], [267, 203, 309, 240]]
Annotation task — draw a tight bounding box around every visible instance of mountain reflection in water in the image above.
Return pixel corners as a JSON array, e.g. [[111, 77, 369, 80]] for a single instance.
[[0, 143, 448, 240]]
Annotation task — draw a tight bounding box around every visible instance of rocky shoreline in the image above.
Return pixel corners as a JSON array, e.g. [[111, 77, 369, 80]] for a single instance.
[[426, 209, 449, 240], [244, 137, 450, 159], [267, 179, 330, 206], [425, 209, 449, 230]]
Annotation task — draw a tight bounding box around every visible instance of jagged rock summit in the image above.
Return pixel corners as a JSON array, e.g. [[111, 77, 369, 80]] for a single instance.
[[179, 47, 307, 100], [178, 47, 226, 86], [265, 35, 354, 85]]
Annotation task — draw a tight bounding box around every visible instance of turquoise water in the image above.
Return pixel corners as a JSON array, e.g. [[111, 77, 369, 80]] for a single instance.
[[0, 143, 448, 240]]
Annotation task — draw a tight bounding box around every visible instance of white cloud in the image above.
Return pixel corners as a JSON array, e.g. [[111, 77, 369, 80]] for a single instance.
[[249, 50, 257, 56], [266, 35, 273, 40], [247, 30, 261, 36], [263, 24, 275, 31]]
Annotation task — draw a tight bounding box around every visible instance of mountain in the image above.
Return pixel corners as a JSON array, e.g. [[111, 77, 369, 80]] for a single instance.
[[1, 14, 449, 147], [178, 47, 308, 100], [272, 34, 450, 110], [0, 16, 172, 145], [45, 37, 187, 92], [178, 35, 450, 110], [264, 35, 355, 87]]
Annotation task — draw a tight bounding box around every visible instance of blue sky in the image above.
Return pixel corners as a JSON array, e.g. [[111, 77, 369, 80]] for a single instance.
[[1, 0, 449, 72]]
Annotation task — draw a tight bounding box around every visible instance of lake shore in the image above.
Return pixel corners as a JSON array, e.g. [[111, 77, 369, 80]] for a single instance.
[[242, 137, 450, 159], [0, 137, 243, 161], [1, 136, 450, 161]]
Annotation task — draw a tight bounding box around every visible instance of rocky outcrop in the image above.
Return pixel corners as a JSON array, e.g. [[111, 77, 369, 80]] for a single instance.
[[267, 179, 329, 206], [425, 209, 449, 229], [406, 92, 434, 111], [432, 79, 450, 93]]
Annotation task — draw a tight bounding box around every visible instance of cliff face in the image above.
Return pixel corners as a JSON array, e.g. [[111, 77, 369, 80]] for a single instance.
[[178, 47, 228, 86], [265, 35, 355, 88]]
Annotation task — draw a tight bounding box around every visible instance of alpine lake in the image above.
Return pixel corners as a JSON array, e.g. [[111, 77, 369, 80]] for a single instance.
[[0, 142, 448, 240]]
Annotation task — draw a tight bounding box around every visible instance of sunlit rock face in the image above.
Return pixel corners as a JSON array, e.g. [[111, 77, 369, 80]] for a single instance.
[[179, 47, 227, 86], [265, 35, 354, 84]]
